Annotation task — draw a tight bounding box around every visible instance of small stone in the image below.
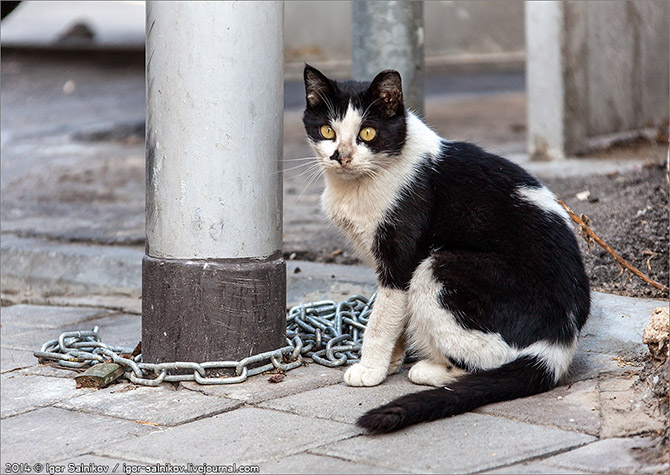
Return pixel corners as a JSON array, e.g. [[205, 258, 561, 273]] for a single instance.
[[63, 80, 76, 94], [643, 307, 669, 361], [575, 190, 591, 201]]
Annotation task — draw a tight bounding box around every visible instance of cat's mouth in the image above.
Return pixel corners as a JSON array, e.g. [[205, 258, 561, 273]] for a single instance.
[[317, 153, 366, 179], [336, 166, 354, 175], [330, 162, 362, 178]]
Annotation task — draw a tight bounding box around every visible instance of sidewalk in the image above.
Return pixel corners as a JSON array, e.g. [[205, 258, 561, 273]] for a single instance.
[[2, 273, 667, 473], [2, 29, 668, 475]]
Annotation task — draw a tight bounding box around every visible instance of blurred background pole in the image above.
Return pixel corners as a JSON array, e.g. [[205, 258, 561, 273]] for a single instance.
[[352, 1, 424, 116], [143, 1, 285, 364]]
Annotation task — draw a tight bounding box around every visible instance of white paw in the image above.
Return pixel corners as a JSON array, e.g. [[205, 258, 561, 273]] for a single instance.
[[408, 360, 462, 387], [344, 363, 387, 387]]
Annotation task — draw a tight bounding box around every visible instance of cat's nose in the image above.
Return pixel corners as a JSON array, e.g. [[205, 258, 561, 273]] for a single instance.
[[330, 150, 353, 167]]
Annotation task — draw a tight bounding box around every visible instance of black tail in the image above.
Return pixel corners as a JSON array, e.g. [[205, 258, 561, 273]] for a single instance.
[[357, 355, 556, 434]]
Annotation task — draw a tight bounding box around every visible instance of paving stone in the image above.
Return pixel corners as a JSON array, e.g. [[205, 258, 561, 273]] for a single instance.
[[570, 350, 628, 381], [312, 412, 595, 474], [4, 313, 140, 351], [87, 314, 141, 349], [57, 383, 242, 426], [484, 460, 592, 474], [1, 236, 143, 299], [286, 260, 376, 308], [257, 371, 419, 424], [477, 379, 601, 435], [598, 374, 638, 393], [262, 452, 403, 474], [538, 437, 668, 474], [182, 363, 345, 404], [0, 407, 157, 464], [0, 304, 112, 331], [1, 373, 90, 418], [579, 292, 664, 359], [21, 364, 80, 378], [1, 347, 36, 372], [99, 407, 361, 464], [598, 375, 665, 438], [46, 295, 142, 315]]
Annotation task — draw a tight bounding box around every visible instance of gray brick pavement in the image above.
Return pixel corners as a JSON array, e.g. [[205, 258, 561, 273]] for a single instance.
[[1, 407, 158, 464], [311, 412, 595, 474], [56, 383, 243, 427], [1, 293, 667, 474], [98, 407, 361, 465]]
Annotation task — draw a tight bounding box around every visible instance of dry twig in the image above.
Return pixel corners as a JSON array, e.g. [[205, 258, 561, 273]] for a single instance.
[[558, 200, 669, 294]]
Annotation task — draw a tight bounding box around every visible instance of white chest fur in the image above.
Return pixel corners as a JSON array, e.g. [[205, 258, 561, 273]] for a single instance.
[[322, 175, 396, 265]]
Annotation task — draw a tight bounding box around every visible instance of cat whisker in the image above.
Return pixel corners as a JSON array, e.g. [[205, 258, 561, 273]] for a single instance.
[[281, 156, 317, 162], [291, 167, 324, 206], [287, 159, 323, 180], [279, 161, 320, 174], [287, 163, 324, 181]]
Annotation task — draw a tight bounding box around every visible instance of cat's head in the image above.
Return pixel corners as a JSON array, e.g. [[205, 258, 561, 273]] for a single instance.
[[302, 64, 407, 179]]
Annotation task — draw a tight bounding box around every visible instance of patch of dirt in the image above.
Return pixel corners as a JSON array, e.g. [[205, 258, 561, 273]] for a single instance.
[[546, 159, 668, 300]]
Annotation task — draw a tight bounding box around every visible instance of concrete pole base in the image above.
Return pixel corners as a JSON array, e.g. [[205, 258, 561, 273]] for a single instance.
[[142, 254, 286, 364]]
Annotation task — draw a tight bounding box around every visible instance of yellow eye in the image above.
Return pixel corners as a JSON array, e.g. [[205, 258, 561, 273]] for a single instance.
[[359, 127, 376, 142], [320, 125, 335, 139]]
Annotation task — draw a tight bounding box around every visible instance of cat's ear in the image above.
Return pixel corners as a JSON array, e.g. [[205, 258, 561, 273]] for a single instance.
[[304, 64, 333, 108], [368, 70, 403, 118]]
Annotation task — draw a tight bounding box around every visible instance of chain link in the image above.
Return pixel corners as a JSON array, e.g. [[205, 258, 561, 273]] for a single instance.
[[33, 292, 375, 386]]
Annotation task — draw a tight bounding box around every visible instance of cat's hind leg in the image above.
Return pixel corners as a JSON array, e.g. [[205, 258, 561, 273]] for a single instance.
[[405, 256, 471, 386], [406, 255, 519, 376]]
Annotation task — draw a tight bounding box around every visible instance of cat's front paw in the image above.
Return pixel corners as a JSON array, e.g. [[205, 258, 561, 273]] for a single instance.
[[344, 363, 386, 387]]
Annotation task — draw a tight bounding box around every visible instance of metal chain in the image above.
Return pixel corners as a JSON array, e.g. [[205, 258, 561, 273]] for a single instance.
[[33, 292, 375, 386]]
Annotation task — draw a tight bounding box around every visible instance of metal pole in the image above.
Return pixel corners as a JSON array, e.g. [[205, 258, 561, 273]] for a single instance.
[[143, 1, 286, 364], [352, 1, 424, 116]]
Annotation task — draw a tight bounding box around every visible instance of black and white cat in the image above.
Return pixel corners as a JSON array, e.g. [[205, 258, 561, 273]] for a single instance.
[[302, 65, 590, 434]]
